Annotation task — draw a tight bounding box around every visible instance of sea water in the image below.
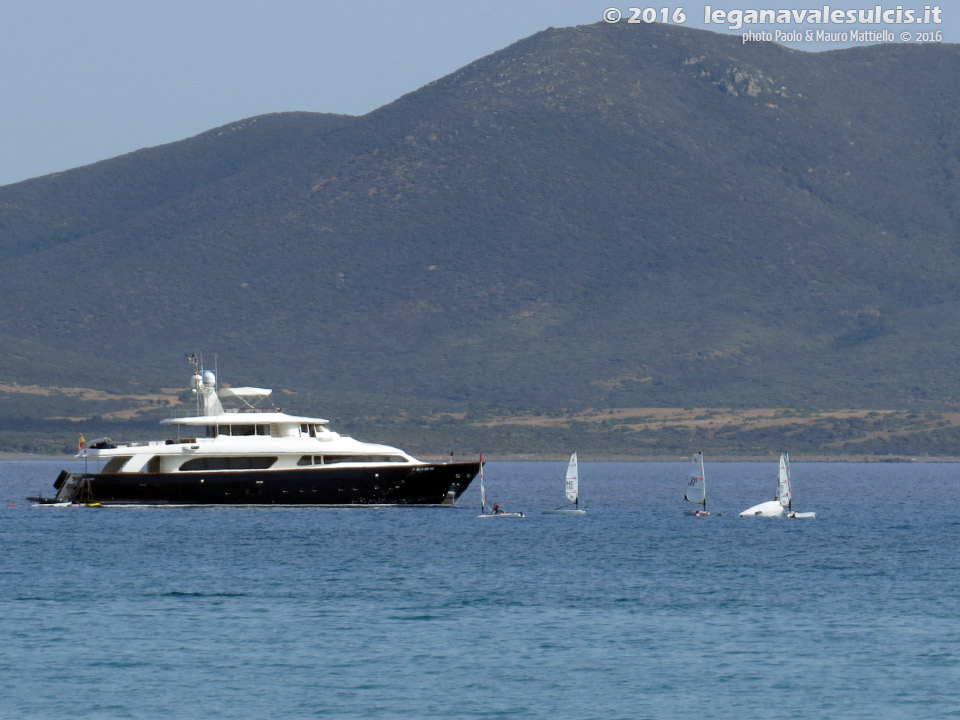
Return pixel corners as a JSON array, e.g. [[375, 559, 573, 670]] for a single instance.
[[0, 460, 957, 719]]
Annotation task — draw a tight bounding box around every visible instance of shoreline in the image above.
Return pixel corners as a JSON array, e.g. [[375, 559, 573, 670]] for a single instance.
[[429, 453, 960, 462], [0, 453, 72, 461]]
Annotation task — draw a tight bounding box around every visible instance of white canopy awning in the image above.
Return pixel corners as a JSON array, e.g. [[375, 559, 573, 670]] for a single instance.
[[218, 387, 272, 398]]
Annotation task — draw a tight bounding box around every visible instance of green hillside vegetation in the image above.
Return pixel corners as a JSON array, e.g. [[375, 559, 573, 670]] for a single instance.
[[1, 22, 959, 456]]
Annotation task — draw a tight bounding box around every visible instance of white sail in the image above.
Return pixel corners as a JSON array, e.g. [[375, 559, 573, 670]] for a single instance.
[[565, 453, 579, 503], [685, 451, 706, 506], [778, 453, 792, 509], [543, 452, 584, 514]]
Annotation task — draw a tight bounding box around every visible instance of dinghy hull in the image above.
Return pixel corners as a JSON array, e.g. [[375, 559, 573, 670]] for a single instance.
[[739, 500, 783, 517]]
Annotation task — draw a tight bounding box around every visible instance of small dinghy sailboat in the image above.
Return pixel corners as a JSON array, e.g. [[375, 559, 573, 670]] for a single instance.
[[739, 453, 815, 518], [475, 454, 524, 518], [683, 451, 710, 516], [543, 452, 585, 515]]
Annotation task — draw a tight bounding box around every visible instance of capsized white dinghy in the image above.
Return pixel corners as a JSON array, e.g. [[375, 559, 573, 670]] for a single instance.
[[740, 453, 815, 518], [739, 499, 784, 518], [475, 454, 524, 518], [543, 452, 586, 515]]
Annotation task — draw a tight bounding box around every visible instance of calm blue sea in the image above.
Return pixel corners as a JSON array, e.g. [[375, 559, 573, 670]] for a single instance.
[[1, 459, 958, 719]]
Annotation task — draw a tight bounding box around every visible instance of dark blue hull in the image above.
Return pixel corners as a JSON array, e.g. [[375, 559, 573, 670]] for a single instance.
[[32, 462, 479, 506]]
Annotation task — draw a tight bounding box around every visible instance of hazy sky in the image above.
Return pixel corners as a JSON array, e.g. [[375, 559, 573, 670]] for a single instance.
[[1, 1, 956, 186]]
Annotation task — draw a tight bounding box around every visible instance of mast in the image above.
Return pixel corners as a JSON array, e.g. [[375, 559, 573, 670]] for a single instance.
[[701, 452, 707, 512], [478, 453, 486, 515], [187, 354, 201, 416], [187, 353, 224, 417]]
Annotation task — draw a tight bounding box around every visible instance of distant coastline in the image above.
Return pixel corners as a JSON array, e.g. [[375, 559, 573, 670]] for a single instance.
[[4, 452, 955, 463], [413, 453, 951, 463], [0, 453, 72, 461]]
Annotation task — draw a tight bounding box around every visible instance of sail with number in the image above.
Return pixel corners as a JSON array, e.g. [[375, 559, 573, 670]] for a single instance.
[[684, 451, 708, 515], [778, 452, 792, 510], [542, 451, 585, 514], [565, 453, 579, 503]]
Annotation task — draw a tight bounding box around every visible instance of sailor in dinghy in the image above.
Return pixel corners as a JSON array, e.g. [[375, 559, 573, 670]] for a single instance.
[[475, 454, 524, 518]]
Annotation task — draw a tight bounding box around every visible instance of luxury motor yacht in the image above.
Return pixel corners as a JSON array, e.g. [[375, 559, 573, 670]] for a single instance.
[[29, 357, 478, 506]]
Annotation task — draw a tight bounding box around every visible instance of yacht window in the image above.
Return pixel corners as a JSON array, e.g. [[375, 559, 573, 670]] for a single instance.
[[216, 424, 271, 437], [323, 455, 406, 464], [179, 457, 277, 471], [297, 455, 313, 466], [101, 456, 131, 473]]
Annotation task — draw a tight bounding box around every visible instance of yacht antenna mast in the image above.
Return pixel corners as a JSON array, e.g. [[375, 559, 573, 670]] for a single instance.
[[187, 353, 201, 416]]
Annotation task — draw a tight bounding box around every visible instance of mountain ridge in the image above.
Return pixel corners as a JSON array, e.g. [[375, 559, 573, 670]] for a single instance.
[[2, 22, 959, 454]]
